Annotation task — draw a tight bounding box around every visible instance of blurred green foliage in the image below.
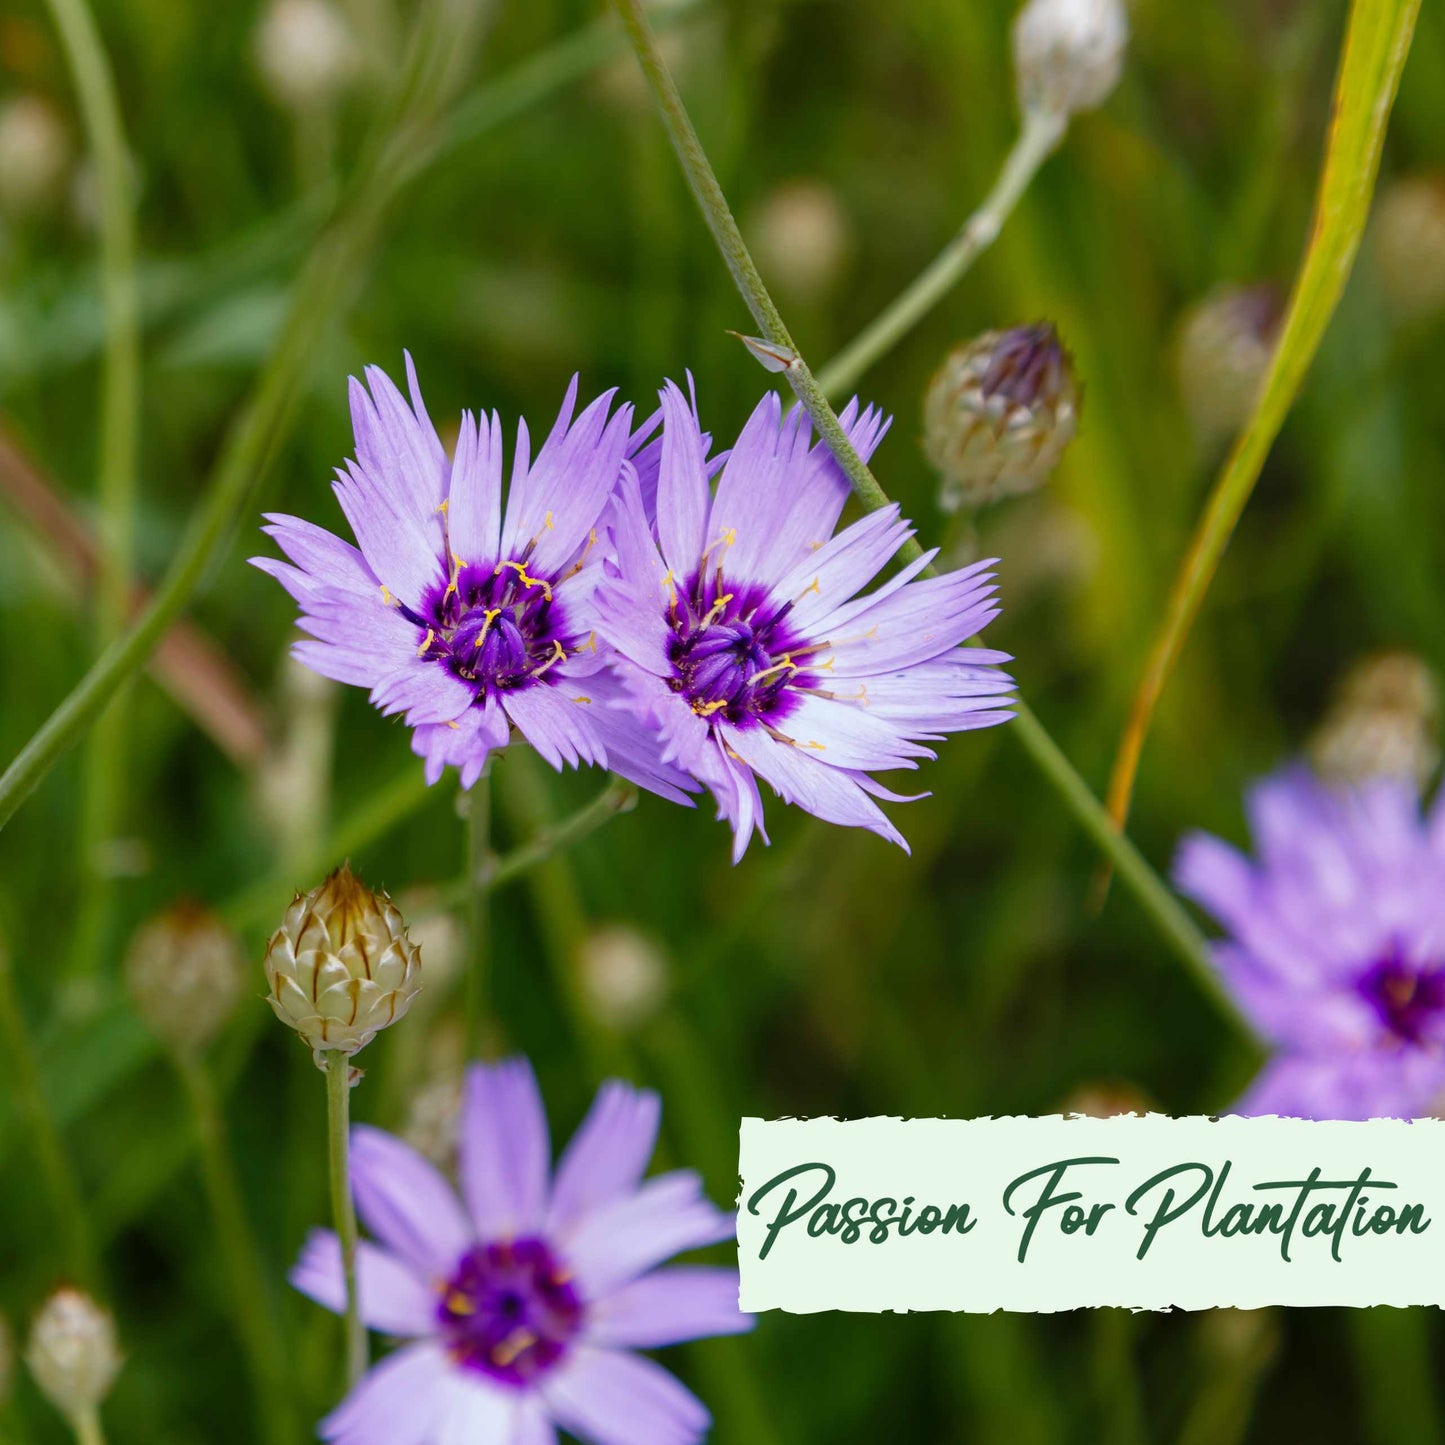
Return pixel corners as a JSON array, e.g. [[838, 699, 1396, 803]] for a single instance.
[[3, 0, 1445, 1440]]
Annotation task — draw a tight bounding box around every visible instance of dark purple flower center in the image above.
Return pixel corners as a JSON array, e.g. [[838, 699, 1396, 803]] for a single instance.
[[408, 556, 585, 700], [666, 573, 816, 729], [1358, 946, 1445, 1046], [437, 1238, 584, 1387]]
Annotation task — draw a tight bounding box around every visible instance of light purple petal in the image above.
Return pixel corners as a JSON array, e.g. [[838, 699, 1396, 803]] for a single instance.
[[290, 1229, 439, 1337], [432, 1373, 519, 1444], [587, 1266, 753, 1349], [1232, 1050, 1445, 1121], [502, 685, 608, 773], [543, 1347, 710, 1445], [653, 380, 711, 576], [459, 1058, 551, 1238], [350, 1126, 473, 1278], [563, 1171, 735, 1298], [411, 699, 512, 789], [332, 458, 446, 612], [548, 1081, 662, 1234], [446, 409, 504, 566], [319, 1343, 452, 1445]]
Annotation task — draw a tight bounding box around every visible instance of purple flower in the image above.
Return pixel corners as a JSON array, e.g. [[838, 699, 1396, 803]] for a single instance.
[[251, 357, 696, 804], [1175, 766, 1445, 1119], [293, 1058, 751, 1444], [595, 381, 1015, 860]]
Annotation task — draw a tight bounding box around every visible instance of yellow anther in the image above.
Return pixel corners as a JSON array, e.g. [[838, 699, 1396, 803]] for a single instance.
[[416, 629, 435, 657], [492, 1329, 538, 1367], [700, 593, 734, 628], [573, 695, 592, 705], [544, 510, 555, 530], [751, 655, 798, 687], [445, 720, 461, 730], [473, 608, 501, 647], [444, 1290, 475, 1315], [691, 698, 729, 717], [660, 569, 678, 608], [495, 559, 553, 602], [379, 584, 397, 607], [531, 638, 567, 679], [435, 498, 449, 515], [796, 576, 821, 601]]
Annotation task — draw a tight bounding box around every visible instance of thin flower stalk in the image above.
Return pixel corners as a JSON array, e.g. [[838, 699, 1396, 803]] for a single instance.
[[176, 1056, 296, 1445], [611, 0, 1254, 1041], [464, 777, 492, 1058], [325, 1054, 366, 1388], [815, 107, 1065, 400], [42, 0, 141, 984], [69, 1410, 105, 1445]]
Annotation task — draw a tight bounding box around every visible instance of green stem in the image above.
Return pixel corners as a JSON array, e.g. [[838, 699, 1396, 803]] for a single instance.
[[67, 1410, 106, 1445], [0, 942, 95, 1282], [465, 775, 492, 1058], [325, 1053, 366, 1390], [613, 0, 1255, 1044], [43, 0, 142, 985], [816, 107, 1065, 399], [0, 0, 489, 839], [177, 1055, 296, 1445]]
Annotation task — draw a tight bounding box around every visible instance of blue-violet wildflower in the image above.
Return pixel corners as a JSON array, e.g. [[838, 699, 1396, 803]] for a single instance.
[[293, 1058, 751, 1444]]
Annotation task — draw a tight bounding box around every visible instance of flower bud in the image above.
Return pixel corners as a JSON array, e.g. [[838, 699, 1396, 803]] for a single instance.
[[1372, 175, 1445, 324], [749, 178, 852, 303], [1061, 1080, 1153, 1118], [254, 0, 359, 111], [1310, 651, 1440, 789], [578, 925, 668, 1032], [923, 323, 1079, 511], [1174, 283, 1281, 444], [1012, 0, 1128, 121], [26, 1289, 121, 1421], [0, 95, 69, 216], [263, 863, 422, 1062], [125, 903, 245, 1055]]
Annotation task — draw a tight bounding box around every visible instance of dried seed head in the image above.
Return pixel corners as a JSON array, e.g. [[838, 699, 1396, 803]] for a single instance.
[[578, 925, 669, 1032], [0, 96, 69, 216], [1310, 652, 1440, 789], [1012, 0, 1128, 121], [923, 323, 1079, 511], [26, 1289, 121, 1420], [1174, 283, 1281, 443], [125, 903, 246, 1055], [1372, 175, 1445, 323], [254, 0, 359, 110], [749, 178, 852, 303], [263, 863, 422, 1062]]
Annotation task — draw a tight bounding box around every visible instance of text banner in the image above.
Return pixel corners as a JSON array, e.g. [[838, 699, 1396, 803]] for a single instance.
[[737, 1115, 1445, 1311]]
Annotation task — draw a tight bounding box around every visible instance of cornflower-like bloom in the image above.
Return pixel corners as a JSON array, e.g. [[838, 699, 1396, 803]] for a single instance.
[[292, 1058, 750, 1444], [251, 358, 694, 803], [1175, 767, 1445, 1119], [597, 383, 1015, 859]]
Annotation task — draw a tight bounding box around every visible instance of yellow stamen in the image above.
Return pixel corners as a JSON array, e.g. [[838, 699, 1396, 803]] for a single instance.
[[491, 1329, 538, 1368], [435, 498, 449, 515], [473, 608, 501, 647], [573, 696, 592, 705], [495, 559, 553, 602], [416, 629, 435, 657], [700, 592, 734, 628], [750, 655, 797, 687], [379, 584, 397, 607], [531, 638, 568, 678], [444, 1290, 474, 1315]]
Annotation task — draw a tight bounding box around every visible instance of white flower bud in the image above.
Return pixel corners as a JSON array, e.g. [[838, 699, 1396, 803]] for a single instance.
[[1174, 283, 1281, 444], [26, 1289, 121, 1421], [1310, 652, 1440, 789], [1012, 0, 1128, 120], [254, 0, 359, 110], [263, 864, 422, 1061], [125, 903, 245, 1055], [1372, 175, 1445, 324], [578, 925, 668, 1032], [0, 96, 70, 216], [749, 178, 852, 303]]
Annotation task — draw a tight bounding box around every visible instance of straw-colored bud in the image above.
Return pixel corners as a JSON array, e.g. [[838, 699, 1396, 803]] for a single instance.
[[26, 1289, 121, 1420], [1372, 175, 1445, 324], [1174, 283, 1281, 444], [750, 178, 852, 303], [263, 864, 422, 1061], [403, 1075, 462, 1167], [924, 323, 1079, 512], [1012, 0, 1128, 121], [254, 0, 359, 110], [125, 903, 245, 1055], [1061, 1081, 1153, 1118], [578, 925, 668, 1032], [1310, 652, 1440, 789], [0, 96, 69, 216]]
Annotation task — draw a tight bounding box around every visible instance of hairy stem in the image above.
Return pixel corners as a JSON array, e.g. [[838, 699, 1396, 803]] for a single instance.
[[68, 1411, 106, 1445], [816, 108, 1065, 399], [178, 1055, 297, 1445], [325, 1053, 366, 1389], [613, 0, 1253, 1041]]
